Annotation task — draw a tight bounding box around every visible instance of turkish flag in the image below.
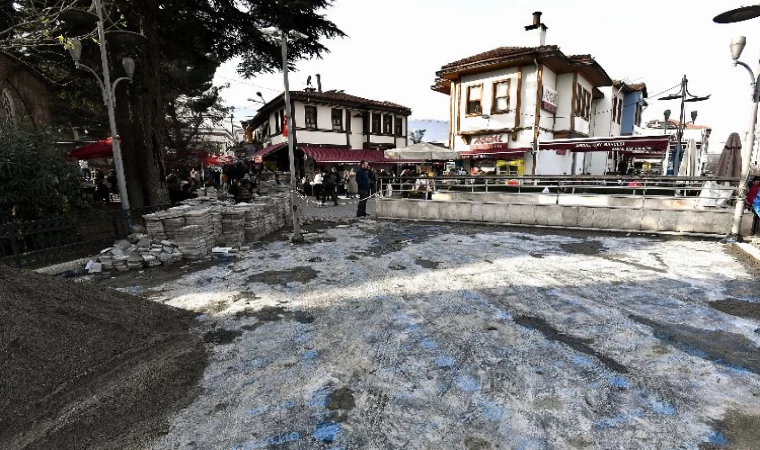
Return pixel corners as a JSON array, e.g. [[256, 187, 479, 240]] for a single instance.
[[282, 114, 288, 137]]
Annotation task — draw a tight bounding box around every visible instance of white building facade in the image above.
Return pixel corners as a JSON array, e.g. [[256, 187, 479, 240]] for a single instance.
[[433, 12, 662, 176], [247, 89, 410, 151]]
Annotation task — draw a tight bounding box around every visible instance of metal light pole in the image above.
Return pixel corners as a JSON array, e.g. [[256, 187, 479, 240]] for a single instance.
[[261, 27, 308, 243], [658, 76, 710, 176], [726, 36, 760, 239], [662, 109, 671, 175], [65, 0, 139, 213]]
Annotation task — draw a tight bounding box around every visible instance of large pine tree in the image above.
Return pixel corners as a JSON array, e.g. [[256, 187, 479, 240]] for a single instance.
[[2, 0, 345, 207]]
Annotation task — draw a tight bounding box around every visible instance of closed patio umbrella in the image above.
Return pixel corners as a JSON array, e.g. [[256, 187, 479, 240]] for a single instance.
[[715, 133, 742, 178], [678, 139, 699, 177]]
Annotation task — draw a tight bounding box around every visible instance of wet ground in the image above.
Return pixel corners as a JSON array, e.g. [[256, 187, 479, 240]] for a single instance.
[[92, 219, 760, 450]]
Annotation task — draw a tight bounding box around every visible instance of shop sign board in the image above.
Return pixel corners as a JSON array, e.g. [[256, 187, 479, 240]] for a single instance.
[[542, 87, 558, 113]]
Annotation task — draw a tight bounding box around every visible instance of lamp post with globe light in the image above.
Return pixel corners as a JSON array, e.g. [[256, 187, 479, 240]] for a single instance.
[[722, 36, 760, 240], [62, 0, 145, 214]]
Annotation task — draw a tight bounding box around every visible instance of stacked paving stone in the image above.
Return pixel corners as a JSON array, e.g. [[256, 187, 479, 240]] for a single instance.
[[220, 208, 246, 247], [91, 234, 182, 273], [130, 195, 290, 262], [173, 225, 212, 259]]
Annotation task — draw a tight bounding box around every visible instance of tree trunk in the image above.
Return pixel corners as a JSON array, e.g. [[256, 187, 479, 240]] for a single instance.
[[116, 80, 146, 209], [133, 0, 169, 207]]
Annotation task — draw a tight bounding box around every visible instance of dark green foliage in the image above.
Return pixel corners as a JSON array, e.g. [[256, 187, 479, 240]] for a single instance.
[[0, 124, 87, 222]]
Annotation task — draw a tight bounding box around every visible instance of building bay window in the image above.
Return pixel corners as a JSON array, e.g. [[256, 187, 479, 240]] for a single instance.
[[371, 113, 381, 134], [331, 108, 343, 131], [492, 80, 510, 113], [305, 105, 317, 129], [383, 114, 393, 134], [466, 84, 483, 115]]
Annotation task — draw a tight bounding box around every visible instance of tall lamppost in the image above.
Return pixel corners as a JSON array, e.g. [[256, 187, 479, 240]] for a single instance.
[[658, 76, 710, 176], [62, 0, 144, 214], [662, 109, 671, 175], [260, 27, 308, 243], [723, 36, 760, 240]]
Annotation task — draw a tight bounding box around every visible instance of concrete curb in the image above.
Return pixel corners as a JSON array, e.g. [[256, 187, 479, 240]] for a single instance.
[[376, 216, 725, 239], [732, 242, 760, 264], [34, 256, 94, 276]]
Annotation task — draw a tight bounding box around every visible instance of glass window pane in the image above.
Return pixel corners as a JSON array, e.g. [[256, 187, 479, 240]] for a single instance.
[[495, 98, 508, 111], [469, 86, 481, 98], [495, 82, 508, 97]]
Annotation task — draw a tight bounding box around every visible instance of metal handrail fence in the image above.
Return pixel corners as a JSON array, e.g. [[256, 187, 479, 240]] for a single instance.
[[376, 175, 741, 203], [0, 205, 170, 269]]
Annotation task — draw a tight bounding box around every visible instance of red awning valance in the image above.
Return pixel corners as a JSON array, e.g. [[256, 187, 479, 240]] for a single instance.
[[68, 138, 116, 160], [541, 136, 670, 154], [301, 147, 387, 163], [250, 143, 287, 161], [459, 147, 529, 159]]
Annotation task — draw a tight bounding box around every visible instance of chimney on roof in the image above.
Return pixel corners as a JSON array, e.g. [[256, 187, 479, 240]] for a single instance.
[[525, 11, 547, 47], [316, 74, 322, 93]]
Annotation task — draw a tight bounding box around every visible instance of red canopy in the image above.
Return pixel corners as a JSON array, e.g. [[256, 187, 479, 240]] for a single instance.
[[541, 136, 670, 155], [68, 138, 115, 160], [203, 155, 234, 165], [301, 147, 388, 163], [250, 143, 287, 162]]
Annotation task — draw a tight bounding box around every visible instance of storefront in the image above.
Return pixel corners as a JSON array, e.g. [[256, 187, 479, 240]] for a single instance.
[[459, 135, 530, 175], [540, 135, 671, 175]]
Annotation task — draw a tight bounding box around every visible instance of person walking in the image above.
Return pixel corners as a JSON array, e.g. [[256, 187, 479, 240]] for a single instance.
[[356, 160, 371, 217], [313, 170, 323, 201], [321, 167, 340, 206]]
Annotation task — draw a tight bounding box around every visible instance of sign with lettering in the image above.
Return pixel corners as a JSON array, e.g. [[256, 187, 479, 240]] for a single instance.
[[470, 134, 503, 145], [542, 87, 558, 113], [543, 136, 670, 155]]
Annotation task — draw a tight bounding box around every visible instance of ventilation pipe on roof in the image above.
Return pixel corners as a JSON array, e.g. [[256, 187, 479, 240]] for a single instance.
[[533, 11, 542, 25], [316, 74, 322, 93]]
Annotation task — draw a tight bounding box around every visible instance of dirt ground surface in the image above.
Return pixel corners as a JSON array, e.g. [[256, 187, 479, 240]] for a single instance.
[[88, 220, 760, 449], [0, 265, 207, 450]]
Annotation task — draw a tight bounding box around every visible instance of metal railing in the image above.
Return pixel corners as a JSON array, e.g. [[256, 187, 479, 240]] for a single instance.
[[0, 205, 170, 269], [376, 175, 741, 205]]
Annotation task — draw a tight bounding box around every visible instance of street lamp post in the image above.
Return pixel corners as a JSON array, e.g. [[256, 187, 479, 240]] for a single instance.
[[658, 76, 710, 176], [725, 36, 760, 239], [662, 110, 671, 175], [65, 0, 137, 213], [260, 27, 308, 243]]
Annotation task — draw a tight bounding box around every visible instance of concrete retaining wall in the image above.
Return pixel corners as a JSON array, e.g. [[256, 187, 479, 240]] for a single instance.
[[432, 191, 703, 210], [376, 198, 752, 236]]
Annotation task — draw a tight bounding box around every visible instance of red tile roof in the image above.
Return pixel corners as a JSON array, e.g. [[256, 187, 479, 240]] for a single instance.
[[291, 90, 411, 114], [434, 45, 612, 88], [440, 46, 538, 70]]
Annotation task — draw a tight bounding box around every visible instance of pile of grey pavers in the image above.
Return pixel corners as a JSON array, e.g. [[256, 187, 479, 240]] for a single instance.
[[141, 194, 291, 256], [87, 234, 183, 273]]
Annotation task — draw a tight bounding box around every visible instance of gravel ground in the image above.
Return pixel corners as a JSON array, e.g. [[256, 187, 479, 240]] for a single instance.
[[0, 265, 207, 450], [91, 219, 760, 450]]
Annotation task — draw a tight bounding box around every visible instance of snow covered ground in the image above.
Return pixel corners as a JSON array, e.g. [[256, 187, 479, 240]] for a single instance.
[[119, 220, 760, 450]]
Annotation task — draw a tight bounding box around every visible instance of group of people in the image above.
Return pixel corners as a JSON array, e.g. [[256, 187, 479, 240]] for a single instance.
[[79, 161, 118, 203], [298, 162, 374, 217]]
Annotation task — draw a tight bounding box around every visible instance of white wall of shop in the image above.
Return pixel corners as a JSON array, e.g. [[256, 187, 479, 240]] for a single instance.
[[554, 74, 574, 131], [591, 86, 623, 138]]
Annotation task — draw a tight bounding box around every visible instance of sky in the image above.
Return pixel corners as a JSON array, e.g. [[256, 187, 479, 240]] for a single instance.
[[214, 0, 760, 152]]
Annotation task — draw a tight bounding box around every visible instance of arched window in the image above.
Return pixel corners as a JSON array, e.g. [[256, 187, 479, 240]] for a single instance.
[[2, 89, 15, 123]]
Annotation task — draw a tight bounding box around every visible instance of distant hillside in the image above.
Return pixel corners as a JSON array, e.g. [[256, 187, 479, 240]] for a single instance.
[[408, 119, 449, 144]]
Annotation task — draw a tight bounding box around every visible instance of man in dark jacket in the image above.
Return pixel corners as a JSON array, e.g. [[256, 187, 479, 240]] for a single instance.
[[321, 167, 340, 206], [356, 160, 371, 217]]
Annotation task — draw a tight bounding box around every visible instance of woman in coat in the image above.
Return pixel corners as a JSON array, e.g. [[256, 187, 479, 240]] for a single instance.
[[347, 169, 358, 199]]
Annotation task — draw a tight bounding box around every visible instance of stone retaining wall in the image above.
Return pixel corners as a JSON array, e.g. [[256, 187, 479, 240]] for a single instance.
[[376, 198, 752, 236]]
